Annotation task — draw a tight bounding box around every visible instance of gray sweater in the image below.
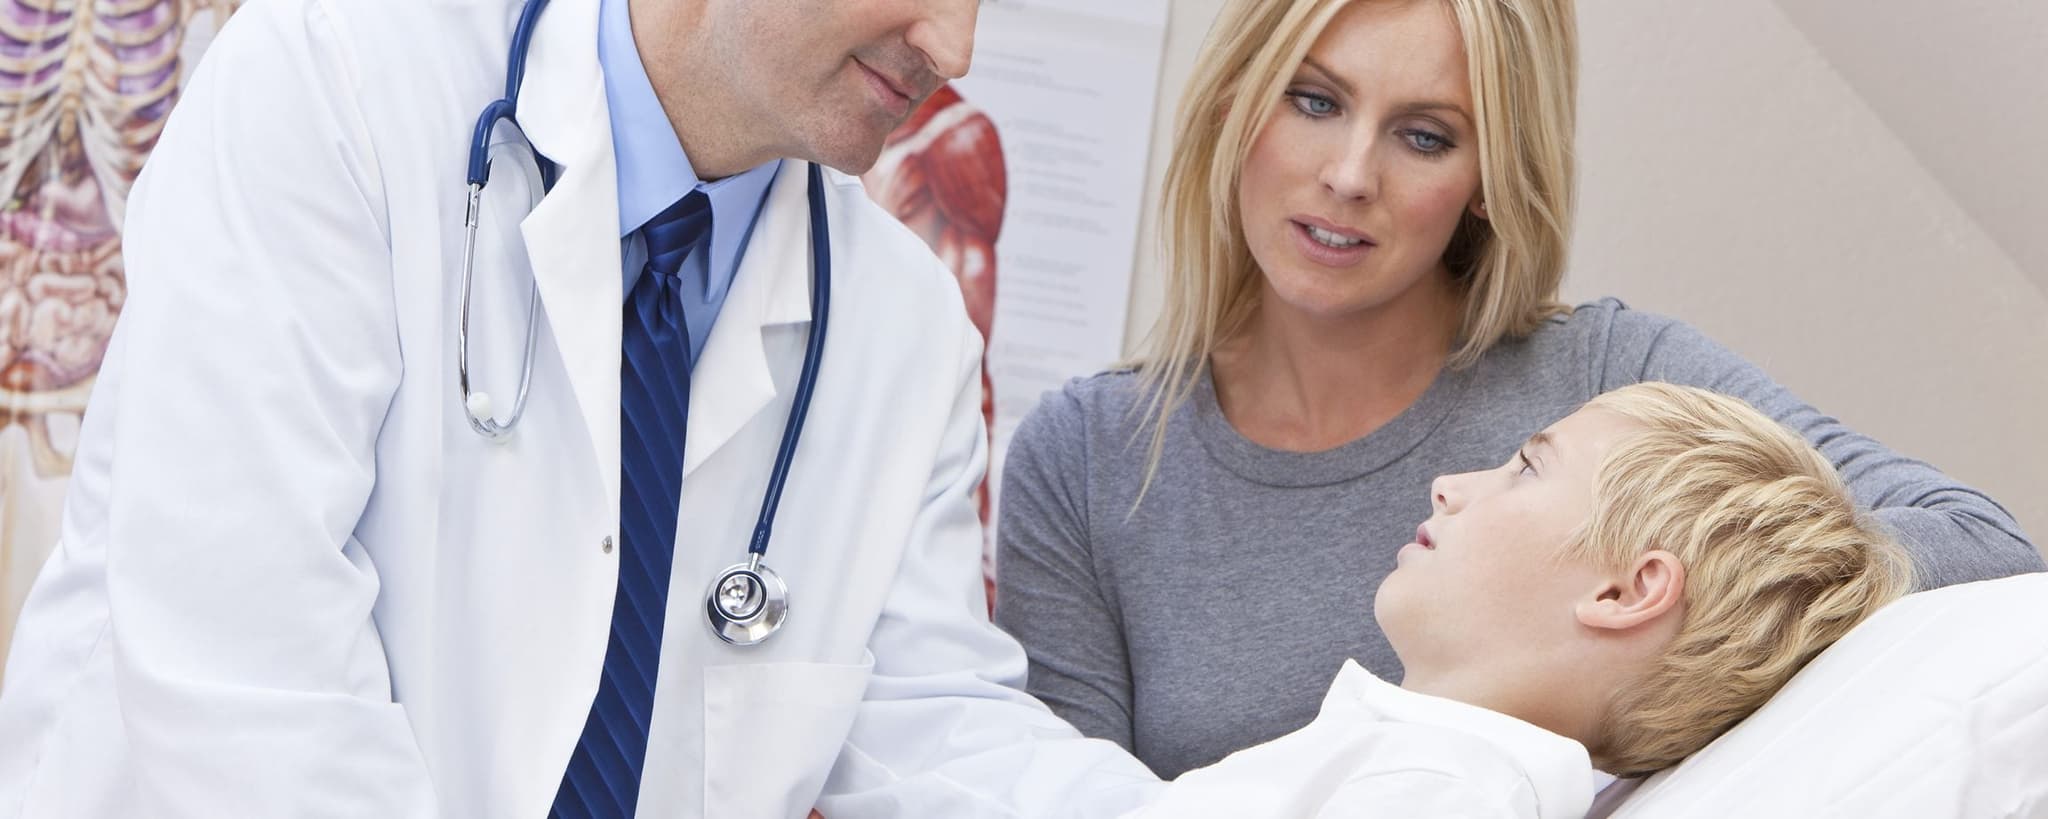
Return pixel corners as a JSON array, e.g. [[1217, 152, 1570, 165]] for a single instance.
[[992, 299, 2042, 781]]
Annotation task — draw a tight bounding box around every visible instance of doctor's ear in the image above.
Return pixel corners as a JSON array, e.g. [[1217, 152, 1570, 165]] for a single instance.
[[1575, 549, 1685, 632]]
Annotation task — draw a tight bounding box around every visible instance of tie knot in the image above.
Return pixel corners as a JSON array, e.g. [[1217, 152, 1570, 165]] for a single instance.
[[642, 190, 712, 279]]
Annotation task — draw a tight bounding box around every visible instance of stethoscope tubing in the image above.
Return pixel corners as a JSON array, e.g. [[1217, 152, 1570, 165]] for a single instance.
[[748, 167, 832, 557], [460, 0, 832, 638]]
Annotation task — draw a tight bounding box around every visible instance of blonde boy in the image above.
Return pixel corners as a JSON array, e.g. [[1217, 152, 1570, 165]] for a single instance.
[[1132, 383, 1914, 818]]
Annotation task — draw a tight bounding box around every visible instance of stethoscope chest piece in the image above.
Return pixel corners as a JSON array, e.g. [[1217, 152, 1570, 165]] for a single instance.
[[705, 557, 788, 645]]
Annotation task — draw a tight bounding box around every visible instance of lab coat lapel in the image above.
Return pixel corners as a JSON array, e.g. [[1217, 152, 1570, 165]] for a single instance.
[[512, 0, 624, 515], [682, 161, 817, 479]]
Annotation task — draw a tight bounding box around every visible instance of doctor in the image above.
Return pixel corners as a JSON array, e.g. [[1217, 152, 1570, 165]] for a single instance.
[[0, 0, 1163, 816]]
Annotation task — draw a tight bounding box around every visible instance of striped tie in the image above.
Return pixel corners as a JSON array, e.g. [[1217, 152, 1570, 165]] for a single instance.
[[550, 190, 711, 818]]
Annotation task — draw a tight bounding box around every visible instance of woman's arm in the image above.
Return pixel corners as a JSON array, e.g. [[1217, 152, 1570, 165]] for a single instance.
[[1597, 306, 2043, 588], [994, 386, 1143, 753]]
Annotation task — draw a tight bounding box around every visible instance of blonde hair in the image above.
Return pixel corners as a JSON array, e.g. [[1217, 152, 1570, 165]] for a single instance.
[[1571, 383, 1915, 776], [1131, 0, 1579, 496]]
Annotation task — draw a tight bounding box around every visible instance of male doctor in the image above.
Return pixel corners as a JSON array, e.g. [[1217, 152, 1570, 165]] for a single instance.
[[0, 0, 1163, 816]]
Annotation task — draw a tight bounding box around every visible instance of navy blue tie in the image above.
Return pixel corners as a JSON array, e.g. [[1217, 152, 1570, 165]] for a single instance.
[[551, 191, 711, 819]]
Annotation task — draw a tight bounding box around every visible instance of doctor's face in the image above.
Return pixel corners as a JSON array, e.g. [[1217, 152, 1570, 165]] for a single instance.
[[1236, 0, 1482, 324], [1374, 408, 1638, 679], [705, 0, 977, 174]]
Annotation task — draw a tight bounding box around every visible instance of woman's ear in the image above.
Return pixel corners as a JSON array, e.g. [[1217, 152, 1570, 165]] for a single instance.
[[1470, 199, 1489, 220], [1576, 550, 1686, 631]]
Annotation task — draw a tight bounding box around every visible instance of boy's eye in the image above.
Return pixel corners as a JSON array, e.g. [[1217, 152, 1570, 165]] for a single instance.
[[1516, 451, 1537, 476]]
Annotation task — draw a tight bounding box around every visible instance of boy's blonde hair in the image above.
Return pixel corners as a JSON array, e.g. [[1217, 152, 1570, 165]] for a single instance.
[[1131, 0, 1578, 500], [1571, 383, 1914, 776]]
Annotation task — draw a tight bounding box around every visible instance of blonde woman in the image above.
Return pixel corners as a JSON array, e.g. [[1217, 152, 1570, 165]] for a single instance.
[[993, 0, 2040, 781]]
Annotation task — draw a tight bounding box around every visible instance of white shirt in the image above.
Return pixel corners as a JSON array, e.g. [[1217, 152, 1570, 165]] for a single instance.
[[1128, 661, 1596, 819]]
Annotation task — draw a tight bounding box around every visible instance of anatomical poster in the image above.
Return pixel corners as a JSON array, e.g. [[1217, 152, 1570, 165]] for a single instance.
[[864, 0, 1168, 607]]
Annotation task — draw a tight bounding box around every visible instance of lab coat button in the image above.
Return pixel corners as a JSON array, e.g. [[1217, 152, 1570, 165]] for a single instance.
[[601, 536, 614, 554]]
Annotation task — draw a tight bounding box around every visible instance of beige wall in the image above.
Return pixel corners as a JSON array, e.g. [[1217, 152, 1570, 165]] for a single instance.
[[1127, 0, 2048, 551]]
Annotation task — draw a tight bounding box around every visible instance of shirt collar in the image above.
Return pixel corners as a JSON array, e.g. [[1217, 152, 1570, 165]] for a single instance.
[[598, 0, 693, 236], [598, 0, 779, 295], [1331, 661, 1596, 819]]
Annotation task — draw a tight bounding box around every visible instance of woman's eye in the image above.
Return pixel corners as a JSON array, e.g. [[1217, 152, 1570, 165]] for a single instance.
[[1286, 91, 1338, 118], [1401, 129, 1451, 154]]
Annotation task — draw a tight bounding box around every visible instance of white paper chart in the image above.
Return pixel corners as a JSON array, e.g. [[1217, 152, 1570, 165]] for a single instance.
[[955, 0, 1170, 545]]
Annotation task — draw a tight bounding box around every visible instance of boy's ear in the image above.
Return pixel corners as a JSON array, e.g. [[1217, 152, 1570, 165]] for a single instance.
[[1576, 549, 1686, 632]]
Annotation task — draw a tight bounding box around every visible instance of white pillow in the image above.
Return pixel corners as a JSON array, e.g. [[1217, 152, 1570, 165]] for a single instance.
[[1591, 572, 2048, 819]]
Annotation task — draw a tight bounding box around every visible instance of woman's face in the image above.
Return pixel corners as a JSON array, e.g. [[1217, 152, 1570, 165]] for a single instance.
[[1236, 0, 1483, 324]]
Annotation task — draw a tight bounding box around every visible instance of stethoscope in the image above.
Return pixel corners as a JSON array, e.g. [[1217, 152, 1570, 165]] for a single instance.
[[456, 0, 829, 646]]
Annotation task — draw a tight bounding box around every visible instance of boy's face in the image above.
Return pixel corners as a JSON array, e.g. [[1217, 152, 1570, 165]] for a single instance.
[[1375, 407, 1642, 680]]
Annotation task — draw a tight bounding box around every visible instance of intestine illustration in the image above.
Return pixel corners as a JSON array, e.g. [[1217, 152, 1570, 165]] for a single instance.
[[861, 84, 1008, 606], [1, 0, 241, 674], [3, 0, 236, 472]]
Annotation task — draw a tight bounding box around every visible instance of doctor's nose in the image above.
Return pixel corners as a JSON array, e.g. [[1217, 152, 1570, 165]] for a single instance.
[[908, 0, 977, 80]]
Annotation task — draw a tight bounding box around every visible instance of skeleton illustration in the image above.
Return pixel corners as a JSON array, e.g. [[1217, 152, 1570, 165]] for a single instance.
[[1, 0, 240, 673], [2, 0, 236, 474], [862, 83, 1007, 606]]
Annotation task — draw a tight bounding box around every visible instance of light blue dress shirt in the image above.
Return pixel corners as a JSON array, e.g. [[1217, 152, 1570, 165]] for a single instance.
[[599, 0, 779, 365]]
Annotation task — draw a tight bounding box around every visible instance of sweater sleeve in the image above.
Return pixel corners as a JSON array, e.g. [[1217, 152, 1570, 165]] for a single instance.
[[1591, 303, 2042, 588], [993, 382, 1143, 756]]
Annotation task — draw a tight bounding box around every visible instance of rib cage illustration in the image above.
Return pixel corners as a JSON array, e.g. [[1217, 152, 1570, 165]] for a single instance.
[[0, 0, 237, 476]]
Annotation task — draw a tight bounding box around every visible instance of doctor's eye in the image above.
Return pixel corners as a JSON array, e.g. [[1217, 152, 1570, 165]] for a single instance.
[[1285, 90, 1339, 119]]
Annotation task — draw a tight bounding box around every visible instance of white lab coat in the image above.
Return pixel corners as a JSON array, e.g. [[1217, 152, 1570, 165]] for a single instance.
[[1126, 662, 1596, 819], [0, 0, 1161, 816]]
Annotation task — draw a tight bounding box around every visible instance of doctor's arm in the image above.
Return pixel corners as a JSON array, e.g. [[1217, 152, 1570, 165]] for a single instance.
[[814, 319, 1162, 818], [95, 2, 433, 816]]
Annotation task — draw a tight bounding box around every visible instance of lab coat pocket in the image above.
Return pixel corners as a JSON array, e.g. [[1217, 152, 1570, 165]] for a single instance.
[[702, 653, 875, 819]]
